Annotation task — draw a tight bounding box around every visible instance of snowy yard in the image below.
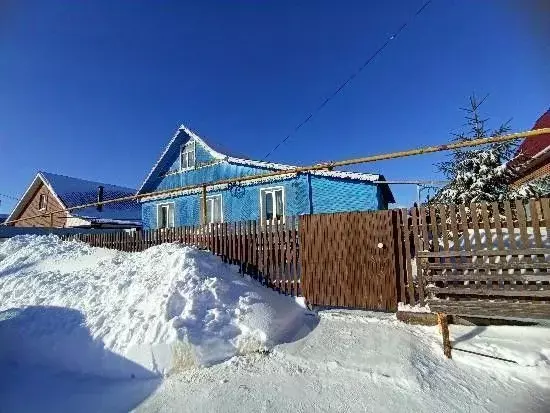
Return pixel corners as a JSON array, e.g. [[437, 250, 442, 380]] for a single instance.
[[0, 236, 549, 412]]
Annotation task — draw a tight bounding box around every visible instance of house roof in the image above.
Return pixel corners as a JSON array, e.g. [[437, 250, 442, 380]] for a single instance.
[[6, 172, 141, 225], [137, 125, 395, 203], [515, 108, 550, 159]]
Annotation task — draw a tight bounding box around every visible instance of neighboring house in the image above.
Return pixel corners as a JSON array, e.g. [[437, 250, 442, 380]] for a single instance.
[[509, 108, 550, 195], [137, 125, 394, 229], [6, 172, 142, 228]]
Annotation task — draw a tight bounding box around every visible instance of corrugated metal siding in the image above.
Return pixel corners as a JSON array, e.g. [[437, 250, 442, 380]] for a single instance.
[[310, 175, 380, 214]]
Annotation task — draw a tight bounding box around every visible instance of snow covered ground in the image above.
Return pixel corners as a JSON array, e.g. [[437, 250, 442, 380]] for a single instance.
[[1, 235, 549, 412], [0, 235, 309, 378]]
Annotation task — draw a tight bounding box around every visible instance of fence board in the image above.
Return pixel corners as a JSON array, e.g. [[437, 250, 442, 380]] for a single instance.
[[401, 209, 415, 306]]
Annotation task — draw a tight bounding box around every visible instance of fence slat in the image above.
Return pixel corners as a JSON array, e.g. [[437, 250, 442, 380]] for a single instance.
[[292, 216, 298, 296], [400, 209, 414, 306]]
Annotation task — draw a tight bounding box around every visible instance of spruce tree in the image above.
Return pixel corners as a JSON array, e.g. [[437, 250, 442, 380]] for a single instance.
[[431, 95, 521, 204]]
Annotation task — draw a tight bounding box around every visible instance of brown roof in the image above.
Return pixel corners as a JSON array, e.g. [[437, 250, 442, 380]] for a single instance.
[[515, 109, 550, 158]]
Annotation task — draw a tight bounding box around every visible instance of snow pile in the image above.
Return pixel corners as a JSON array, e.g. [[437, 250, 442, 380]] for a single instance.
[[0, 235, 309, 378]]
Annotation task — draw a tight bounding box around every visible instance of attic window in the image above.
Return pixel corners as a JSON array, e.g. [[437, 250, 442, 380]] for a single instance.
[[180, 141, 196, 171], [38, 194, 47, 211]]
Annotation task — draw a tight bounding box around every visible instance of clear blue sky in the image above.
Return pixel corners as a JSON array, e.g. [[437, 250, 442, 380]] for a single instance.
[[1, 0, 548, 213]]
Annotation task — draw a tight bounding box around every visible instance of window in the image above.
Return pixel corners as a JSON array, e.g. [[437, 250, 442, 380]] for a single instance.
[[157, 203, 174, 228], [180, 141, 196, 170], [38, 194, 47, 211], [260, 187, 284, 223], [205, 195, 223, 224]]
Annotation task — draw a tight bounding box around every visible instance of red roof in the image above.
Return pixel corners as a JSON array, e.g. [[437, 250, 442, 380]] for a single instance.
[[515, 109, 550, 158]]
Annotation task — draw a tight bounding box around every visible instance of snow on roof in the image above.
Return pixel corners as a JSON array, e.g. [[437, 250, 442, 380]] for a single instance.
[[39, 172, 141, 222], [5, 172, 141, 225], [137, 125, 385, 196]]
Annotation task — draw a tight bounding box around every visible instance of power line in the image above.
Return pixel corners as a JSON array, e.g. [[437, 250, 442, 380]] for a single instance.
[[263, 0, 433, 160], [3, 126, 548, 226]]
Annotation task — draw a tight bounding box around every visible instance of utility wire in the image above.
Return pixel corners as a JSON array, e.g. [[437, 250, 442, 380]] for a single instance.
[[263, 0, 433, 160]]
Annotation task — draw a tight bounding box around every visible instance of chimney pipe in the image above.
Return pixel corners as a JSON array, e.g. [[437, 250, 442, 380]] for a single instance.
[[97, 185, 104, 212]]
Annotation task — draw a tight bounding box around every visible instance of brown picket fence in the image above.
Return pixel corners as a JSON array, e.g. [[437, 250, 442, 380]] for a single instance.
[[60, 218, 301, 296], [59, 197, 550, 318]]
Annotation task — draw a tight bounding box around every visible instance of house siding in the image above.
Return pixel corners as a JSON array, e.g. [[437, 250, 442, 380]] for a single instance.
[[141, 174, 386, 229], [310, 175, 380, 214], [13, 182, 67, 227], [142, 175, 310, 228], [155, 162, 278, 193], [139, 131, 391, 229]]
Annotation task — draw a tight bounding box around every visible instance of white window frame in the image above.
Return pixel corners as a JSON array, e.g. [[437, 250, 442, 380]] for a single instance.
[[205, 194, 223, 224], [259, 186, 285, 224], [157, 202, 175, 229], [180, 140, 196, 171], [38, 194, 47, 211]]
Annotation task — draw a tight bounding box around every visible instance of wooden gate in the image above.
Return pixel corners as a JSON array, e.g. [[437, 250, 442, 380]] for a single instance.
[[299, 210, 398, 311]]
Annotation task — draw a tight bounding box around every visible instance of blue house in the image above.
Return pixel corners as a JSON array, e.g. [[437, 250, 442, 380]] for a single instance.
[[137, 126, 394, 229]]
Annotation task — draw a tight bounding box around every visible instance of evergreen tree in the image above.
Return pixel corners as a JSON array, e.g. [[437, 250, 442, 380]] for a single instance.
[[431, 94, 524, 204]]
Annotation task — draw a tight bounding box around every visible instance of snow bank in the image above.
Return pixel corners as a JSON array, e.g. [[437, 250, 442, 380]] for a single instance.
[[0, 235, 309, 378]]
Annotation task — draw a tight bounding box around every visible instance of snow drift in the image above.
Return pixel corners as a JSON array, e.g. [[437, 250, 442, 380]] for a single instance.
[[0, 235, 309, 378]]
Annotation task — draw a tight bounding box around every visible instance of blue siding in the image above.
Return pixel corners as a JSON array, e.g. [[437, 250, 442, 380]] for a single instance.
[[165, 139, 218, 174], [140, 132, 390, 229], [142, 175, 310, 228], [155, 161, 278, 192], [310, 176, 379, 214]]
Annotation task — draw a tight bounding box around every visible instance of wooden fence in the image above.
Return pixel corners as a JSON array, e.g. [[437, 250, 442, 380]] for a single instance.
[[395, 198, 550, 318], [59, 197, 550, 318], [61, 218, 301, 296]]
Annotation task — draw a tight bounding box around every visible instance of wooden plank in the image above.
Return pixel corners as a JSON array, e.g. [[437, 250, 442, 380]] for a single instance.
[[429, 205, 440, 254], [401, 209, 415, 306], [458, 204, 471, 250], [396, 210, 406, 303], [542, 198, 550, 237], [268, 218, 273, 288], [410, 207, 424, 305], [491, 202, 505, 251], [428, 300, 550, 319], [516, 199, 530, 251], [286, 217, 292, 295], [251, 220, 257, 277], [426, 287, 550, 297], [280, 219, 287, 294], [426, 273, 550, 282], [275, 220, 282, 291], [417, 248, 550, 258], [503, 200, 517, 249], [292, 216, 298, 296], [470, 202, 483, 251], [530, 200, 543, 249], [246, 220, 252, 274], [425, 262, 550, 270], [439, 204, 449, 255]]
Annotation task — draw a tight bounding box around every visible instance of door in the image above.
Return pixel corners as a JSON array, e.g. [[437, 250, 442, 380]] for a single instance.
[[299, 210, 398, 311]]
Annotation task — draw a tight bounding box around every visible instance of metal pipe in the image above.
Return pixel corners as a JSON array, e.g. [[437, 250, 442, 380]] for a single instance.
[[3, 127, 549, 226]]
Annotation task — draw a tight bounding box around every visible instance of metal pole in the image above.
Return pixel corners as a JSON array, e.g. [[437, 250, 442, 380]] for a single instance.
[[201, 185, 207, 225], [2, 127, 549, 226]]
